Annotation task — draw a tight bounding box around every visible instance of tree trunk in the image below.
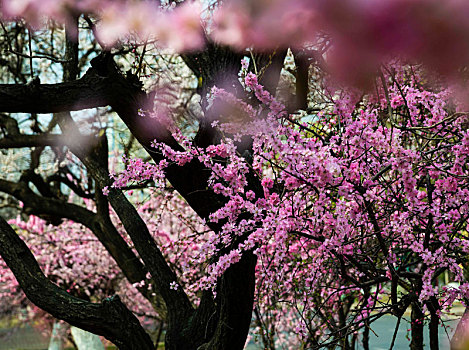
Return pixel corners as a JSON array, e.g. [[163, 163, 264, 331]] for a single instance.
[[428, 312, 439, 350], [427, 298, 439, 350], [164, 252, 257, 350], [362, 322, 370, 350], [410, 302, 424, 350]]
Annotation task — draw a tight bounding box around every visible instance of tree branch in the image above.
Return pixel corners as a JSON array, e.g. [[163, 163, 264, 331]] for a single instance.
[[0, 216, 154, 350], [0, 178, 164, 314], [0, 68, 112, 113], [56, 111, 194, 319]]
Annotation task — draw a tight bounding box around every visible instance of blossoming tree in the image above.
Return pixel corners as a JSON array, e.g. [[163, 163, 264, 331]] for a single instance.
[[1, 1, 469, 349]]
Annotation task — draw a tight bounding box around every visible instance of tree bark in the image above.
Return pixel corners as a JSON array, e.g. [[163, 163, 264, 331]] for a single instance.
[[0, 216, 154, 350], [0, 177, 164, 312], [410, 302, 424, 350], [427, 298, 439, 350]]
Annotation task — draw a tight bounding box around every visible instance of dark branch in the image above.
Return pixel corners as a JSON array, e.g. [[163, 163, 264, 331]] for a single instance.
[[56, 111, 193, 319], [0, 178, 163, 313], [0, 216, 154, 350], [0, 67, 112, 113]]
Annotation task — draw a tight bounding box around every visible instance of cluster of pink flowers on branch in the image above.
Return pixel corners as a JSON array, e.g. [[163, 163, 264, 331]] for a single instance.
[[112, 60, 469, 346]]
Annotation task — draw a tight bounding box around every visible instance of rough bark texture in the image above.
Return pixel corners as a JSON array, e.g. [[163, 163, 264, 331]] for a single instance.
[[202, 252, 257, 350], [0, 70, 111, 113], [410, 302, 425, 350], [0, 133, 81, 148], [0, 217, 154, 350], [427, 298, 440, 350], [0, 177, 161, 309]]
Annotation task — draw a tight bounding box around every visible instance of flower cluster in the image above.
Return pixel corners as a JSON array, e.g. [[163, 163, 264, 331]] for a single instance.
[[137, 62, 469, 345]]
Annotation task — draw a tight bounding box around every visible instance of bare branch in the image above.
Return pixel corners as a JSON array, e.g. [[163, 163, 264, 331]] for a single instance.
[[0, 216, 154, 350]]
